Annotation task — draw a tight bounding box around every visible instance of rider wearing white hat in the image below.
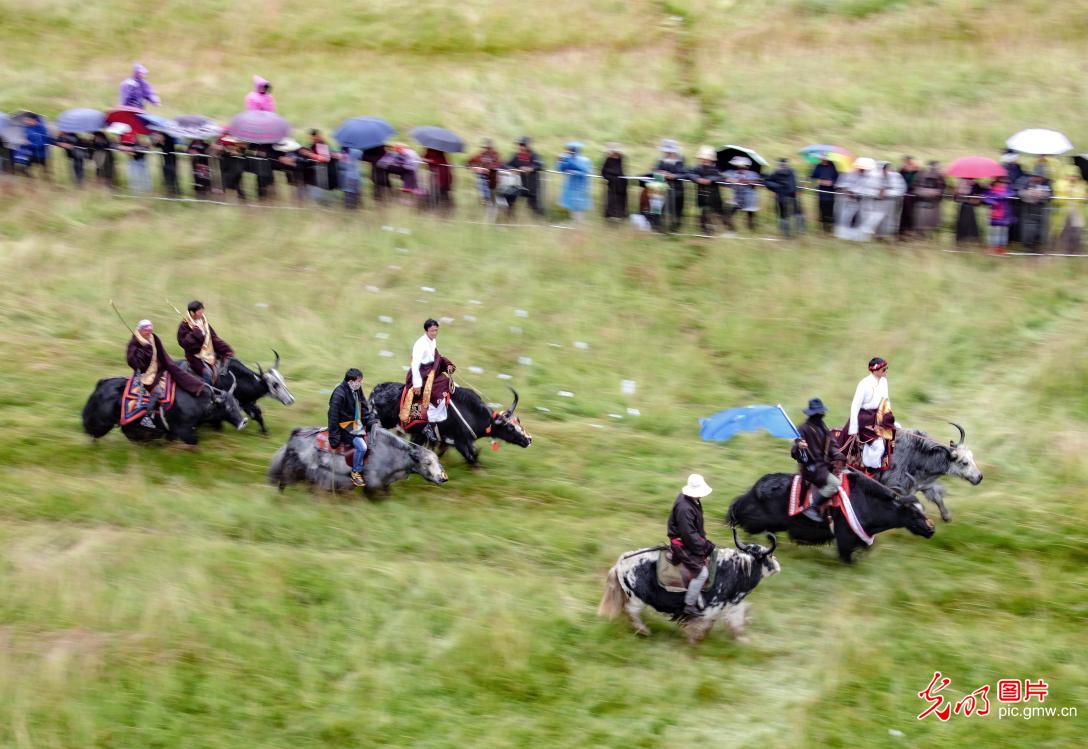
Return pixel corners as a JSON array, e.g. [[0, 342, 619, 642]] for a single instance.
[[667, 474, 716, 617]]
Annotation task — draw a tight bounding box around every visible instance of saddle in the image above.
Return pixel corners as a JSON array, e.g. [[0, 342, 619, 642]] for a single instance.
[[787, 474, 820, 518], [313, 428, 366, 470], [120, 374, 176, 426], [656, 548, 720, 593]]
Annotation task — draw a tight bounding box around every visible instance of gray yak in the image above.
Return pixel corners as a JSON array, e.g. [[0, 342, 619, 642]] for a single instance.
[[875, 423, 982, 521], [268, 426, 447, 496]]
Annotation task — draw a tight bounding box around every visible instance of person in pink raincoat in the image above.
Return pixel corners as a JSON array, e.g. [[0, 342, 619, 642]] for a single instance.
[[244, 76, 277, 112]]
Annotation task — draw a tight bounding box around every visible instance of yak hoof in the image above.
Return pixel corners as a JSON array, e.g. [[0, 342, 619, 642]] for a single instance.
[[634, 625, 650, 637]]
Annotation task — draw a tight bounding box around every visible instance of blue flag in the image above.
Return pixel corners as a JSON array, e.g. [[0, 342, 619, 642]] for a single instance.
[[699, 404, 800, 442]]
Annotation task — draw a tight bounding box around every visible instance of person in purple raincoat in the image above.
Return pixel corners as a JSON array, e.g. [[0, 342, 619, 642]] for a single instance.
[[119, 63, 160, 109]]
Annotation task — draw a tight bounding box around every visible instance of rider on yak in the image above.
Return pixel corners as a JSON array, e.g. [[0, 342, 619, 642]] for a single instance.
[[402, 318, 456, 444], [327, 368, 379, 487], [666, 474, 717, 618], [176, 300, 234, 385], [126, 318, 205, 420], [792, 397, 847, 523], [847, 356, 896, 471]]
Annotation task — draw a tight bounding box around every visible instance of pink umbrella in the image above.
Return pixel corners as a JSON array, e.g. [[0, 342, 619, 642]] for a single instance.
[[945, 157, 1006, 180], [227, 110, 291, 144]]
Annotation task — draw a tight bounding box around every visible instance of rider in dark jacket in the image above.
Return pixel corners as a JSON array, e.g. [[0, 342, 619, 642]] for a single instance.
[[792, 398, 847, 523], [327, 368, 379, 487], [667, 474, 716, 617]]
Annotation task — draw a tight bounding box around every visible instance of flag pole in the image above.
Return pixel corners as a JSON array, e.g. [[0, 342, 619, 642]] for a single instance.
[[776, 403, 802, 439]]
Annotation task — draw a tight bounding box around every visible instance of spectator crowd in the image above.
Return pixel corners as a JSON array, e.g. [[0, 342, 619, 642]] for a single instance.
[[3, 65, 1086, 255]]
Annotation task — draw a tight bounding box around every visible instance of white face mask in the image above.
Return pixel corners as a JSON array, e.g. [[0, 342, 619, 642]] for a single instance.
[[348, 381, 361, 392]]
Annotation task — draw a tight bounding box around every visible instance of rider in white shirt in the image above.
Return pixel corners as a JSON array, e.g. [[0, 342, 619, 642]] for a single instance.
[[848, 357, 895, 470]]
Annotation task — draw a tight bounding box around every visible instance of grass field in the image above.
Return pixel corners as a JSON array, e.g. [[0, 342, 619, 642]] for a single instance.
[[2, 1, 1088, 747]]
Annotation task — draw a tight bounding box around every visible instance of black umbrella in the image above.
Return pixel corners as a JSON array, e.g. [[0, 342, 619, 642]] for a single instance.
[[716, 145, 768, 174], [410, 125, 464, 153], [1074, 155, 1088, 182], [334, 117, 395, 150]]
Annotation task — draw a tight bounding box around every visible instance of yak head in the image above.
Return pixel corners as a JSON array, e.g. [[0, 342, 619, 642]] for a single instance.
[[411, 444, 448, 484], [210, 373, 248, 430], [732, 528, 781, 578], [488, 388, 533, 448], [890, 490, 935, 538], [945, 422, 982, 485], [257, 350, 295, 406]]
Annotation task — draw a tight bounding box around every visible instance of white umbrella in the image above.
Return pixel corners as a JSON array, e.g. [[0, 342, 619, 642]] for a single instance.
[[1006, 128, 1074, 156]]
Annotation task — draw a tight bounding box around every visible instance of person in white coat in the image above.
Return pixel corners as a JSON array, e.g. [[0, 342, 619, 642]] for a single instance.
[[401, 318, 457, 443], [848, 357, 896, 470]]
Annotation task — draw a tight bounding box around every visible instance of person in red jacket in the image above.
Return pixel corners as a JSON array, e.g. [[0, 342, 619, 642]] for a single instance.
[[176, 301, 234, 384]]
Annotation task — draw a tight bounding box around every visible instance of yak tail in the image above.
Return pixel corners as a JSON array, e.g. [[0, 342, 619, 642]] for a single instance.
[[597, 563, 626, 620], [267, 445, 288, 485], [725, 499, 739, 527]]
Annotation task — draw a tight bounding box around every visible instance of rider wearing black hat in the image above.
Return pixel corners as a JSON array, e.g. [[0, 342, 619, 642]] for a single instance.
[[792, 397, 847, 523]]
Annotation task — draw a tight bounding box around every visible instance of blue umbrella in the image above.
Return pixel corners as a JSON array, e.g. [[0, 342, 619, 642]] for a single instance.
[[334, 117, 395, 150], [55, 108, 107, 133], [699, 404, 801, 442], [410, 125, 464, 153]]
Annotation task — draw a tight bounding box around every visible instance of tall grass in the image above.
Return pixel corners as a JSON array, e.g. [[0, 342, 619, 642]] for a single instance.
[[0, 187, 1085, 746], [1, 1, 1087, 745]]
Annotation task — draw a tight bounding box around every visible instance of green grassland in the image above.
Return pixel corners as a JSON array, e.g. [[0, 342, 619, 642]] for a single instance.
[[2, 1, 1088, 747]]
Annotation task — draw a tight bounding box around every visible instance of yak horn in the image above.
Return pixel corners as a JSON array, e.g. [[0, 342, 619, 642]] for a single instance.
[[272, 349, 281, 370], [763, 533, 777, 555], [948, 421, 965, 447], [226, 371, 237, 396], [732, 526, 751, 552], [256, 362, 264, 377], [505, 386, 519, 416]]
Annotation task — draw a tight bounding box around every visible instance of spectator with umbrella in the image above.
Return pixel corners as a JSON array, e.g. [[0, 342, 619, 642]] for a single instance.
[[600, 143, 627, 221], [90, 129, 116, 188], [119, 63, 160, 109], [187, 138, 213, 196], [953, 178, 982, 246], [245, 76, 276, 112], [54, 125, 92, 187], [118, 128, 151, 193], [686, 145, 732, 235], [339, 146, 363, 209], [150, 130, 179, 196], [506, 136, 544, 216], [981, 175, 1015, 255], [808, 152, 839, 233], [944, 157, 1006, 248], [411, 127, 463, 211], [1019, 174, 1053, 252], [724, 156, 762, 232]]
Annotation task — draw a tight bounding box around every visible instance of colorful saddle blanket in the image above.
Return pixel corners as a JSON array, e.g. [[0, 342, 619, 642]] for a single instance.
[[787, 473, 873, 546], [120, 374, 176, 426], [656, 548, 720, 593], [313, 428, 366, 470]]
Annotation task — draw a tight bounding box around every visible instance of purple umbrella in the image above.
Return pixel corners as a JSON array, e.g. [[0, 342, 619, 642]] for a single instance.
[[227, 110, 291, 144], [410, 125, 464, 153], [55, 108, 107, 133]]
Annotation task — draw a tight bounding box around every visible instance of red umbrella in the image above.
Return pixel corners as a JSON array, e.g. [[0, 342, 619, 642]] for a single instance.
[[227, 111, 291, 144], [945, 156, 1006, 180], [105, 106, 155, 136]]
